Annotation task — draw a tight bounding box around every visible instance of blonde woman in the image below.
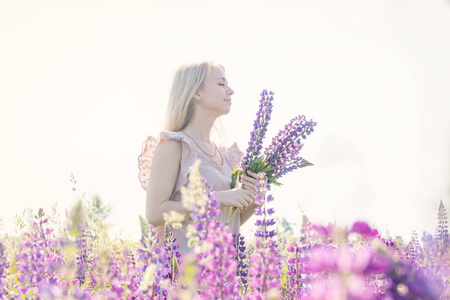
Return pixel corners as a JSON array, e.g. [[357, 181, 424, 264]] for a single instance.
[[138, 61, 259, 256]]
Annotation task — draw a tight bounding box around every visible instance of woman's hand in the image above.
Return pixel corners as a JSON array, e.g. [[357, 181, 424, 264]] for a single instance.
[[216, 187, 256, 211], [241, 170, 260, 198]]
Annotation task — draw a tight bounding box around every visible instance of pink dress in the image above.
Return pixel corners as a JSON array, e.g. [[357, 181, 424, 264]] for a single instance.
[[138, 130, 243, 256]]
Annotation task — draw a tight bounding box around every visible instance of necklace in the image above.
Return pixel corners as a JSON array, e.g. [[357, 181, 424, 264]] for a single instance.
[[181, 130, 223, 167]]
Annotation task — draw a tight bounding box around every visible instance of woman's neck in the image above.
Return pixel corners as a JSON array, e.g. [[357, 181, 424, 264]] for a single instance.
[[182, 113, 216, 143]]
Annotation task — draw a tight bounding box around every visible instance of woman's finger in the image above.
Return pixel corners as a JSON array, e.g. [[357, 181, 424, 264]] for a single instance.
[[242, 189, 254, 197], [246, 171, 259, 179], [239, 198, 248, 209], [242, 195, 252, 205], [242, 183, 256, 195], [243, 174, 258, 184]]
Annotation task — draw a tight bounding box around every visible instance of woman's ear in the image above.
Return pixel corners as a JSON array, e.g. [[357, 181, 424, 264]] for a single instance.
[[193, 91, 201, 101]]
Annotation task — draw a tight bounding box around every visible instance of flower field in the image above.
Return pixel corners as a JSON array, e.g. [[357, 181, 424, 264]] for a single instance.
[[1, 165, 449, 299]]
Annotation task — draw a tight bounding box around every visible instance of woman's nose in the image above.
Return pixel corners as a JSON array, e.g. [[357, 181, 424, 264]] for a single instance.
[[228, 87, 235, 95]]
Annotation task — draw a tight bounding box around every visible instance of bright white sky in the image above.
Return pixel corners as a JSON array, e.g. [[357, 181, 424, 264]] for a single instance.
[[1, 0, 449, 243]]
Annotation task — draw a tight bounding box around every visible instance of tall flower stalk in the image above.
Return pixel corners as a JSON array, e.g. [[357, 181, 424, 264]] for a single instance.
[[247, 173, 282, 299]]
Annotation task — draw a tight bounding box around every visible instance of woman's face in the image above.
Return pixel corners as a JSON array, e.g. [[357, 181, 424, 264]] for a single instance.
[[195, 66, 235, 117]]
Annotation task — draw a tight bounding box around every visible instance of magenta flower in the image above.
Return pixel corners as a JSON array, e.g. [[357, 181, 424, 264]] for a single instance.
[[349, 221, 379, 238], [311, 223, 337, 240]]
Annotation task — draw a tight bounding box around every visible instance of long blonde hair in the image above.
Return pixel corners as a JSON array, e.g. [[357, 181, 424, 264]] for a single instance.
[[163, 61, 226, 139]]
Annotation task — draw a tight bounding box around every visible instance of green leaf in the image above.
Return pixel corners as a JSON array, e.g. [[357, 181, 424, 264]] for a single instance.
[[230, 169, 241, 189], [229, 207, 237, 222]]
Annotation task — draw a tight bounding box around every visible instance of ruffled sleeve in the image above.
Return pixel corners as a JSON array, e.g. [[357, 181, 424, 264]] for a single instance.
[[137, 131, 196, 200], [225, 142, 244, 170], [138, 135, 159, 191]]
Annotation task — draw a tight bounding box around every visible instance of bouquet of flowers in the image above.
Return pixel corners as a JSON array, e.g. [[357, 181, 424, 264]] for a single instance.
[[230, 89, 317, 220]]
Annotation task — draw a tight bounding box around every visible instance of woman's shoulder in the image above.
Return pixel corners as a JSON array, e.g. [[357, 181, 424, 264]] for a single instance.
[[138, 131, 190, 191], [160, 130, 197, 147]]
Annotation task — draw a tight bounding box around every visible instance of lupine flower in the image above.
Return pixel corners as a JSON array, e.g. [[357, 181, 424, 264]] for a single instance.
[[435, 199, 449, 245], [163, 222, 182, 284], [181, 159, 222, 249], [305, 245, 389, 299], [0, 241, 9, 296], [349, 221, 380, 239], [247, 173, 282, 299], [107, 247, 141, 299], [239, 89, 274, 174], [233, 233, 249, 294], [194, 220, 240, 299], [177, 159, 240, 299], [382, 254, 444, 299], [263, 114, 316, 182], [285, 241, 307, 299], [230, 89, 317, 220], [4, 161, 450, 299], [136, 215, 169, 298], [15, 209, 65, 298]]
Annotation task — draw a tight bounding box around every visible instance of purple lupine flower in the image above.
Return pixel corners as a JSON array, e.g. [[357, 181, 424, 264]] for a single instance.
[[285, 241, 307, 299], [240, 89, 274, 172], [411, 230, 423, 261], [247, 173, 282, 299], [0, 241, 9, 296], [178, 159, 240, 299], [14, 209, 65, 298], [382, 255, 444, 299], [163, 222, 181, 284], [304, 245, 389, 299], [75, 226, 93, 286], [89, 248, 115, 289], [106, 247, 143, 299], [134, 215, 168, 298], [230, 90, 317, 221], [264, 115, 317, 183], [193, 220, 240, 299], [181, 159, 222, 249], [233, 233, 249, 294], [311, 223, 336, 245], [435, 199, 449, 245]]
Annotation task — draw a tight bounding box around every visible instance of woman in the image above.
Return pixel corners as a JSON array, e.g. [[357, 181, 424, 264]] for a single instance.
[[138, 61, 260, 256]]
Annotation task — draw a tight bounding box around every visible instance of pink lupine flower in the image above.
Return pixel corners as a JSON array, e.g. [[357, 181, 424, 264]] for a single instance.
[[350, 221, 379, 238]]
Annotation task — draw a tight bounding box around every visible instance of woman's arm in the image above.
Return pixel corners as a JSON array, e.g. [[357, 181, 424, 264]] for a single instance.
[[240, 202, 257, 226], [145, 138, 192, 227]]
